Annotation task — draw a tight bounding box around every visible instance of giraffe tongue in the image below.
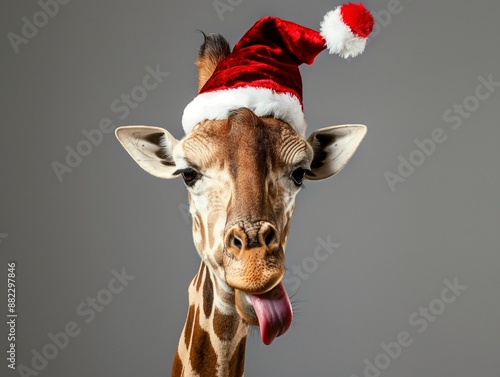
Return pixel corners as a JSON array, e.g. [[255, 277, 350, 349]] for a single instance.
[[247, 282, 293, 345]]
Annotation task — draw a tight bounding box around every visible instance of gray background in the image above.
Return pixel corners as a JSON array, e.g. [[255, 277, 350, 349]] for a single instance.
[[1, 0, 499, 376]]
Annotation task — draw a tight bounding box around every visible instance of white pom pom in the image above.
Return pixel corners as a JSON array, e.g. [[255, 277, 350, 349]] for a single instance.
[[320, 7, 368, 59]]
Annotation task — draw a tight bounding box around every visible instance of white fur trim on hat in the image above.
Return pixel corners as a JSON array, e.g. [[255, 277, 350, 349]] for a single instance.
[[182, 87, 307, 136]]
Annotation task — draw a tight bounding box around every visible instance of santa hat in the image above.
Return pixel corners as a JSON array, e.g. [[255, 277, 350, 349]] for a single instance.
[[182, 3, 374, 137]]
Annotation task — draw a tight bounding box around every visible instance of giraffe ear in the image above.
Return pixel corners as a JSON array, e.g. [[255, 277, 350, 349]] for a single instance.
[[305, 124, 367, 180], [115, 126, 180, 179]]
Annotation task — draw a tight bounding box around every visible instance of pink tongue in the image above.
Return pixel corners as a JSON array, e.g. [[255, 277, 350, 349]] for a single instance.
[[247, 282, 293, 345]]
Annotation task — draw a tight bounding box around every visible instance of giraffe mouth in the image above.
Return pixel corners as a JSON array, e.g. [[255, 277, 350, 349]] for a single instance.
[[237, 282, 293, 345]]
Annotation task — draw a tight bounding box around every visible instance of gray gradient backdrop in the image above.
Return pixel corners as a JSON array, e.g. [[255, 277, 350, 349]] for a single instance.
[[1, 0, 499, 376]]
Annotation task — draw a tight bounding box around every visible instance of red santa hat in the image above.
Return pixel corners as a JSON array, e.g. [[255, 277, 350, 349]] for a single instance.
[[182, 3, 374, 137]]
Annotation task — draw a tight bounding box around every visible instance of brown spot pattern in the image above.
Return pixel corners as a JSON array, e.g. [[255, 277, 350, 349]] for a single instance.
[[228, 336, 246, 377], [203, 265, 214, 318], [184, 305, 195, 349], [190, 308, 218, 377], [196, 263, 205, 292], [171, 351, 183, 377], [213, 308, 239, 341]]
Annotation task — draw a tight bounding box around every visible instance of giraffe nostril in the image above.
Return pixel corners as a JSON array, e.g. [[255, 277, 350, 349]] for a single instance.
[[259, 223, 279, 249], [263, 227, 276, 247], [225, 227, 247, 255], [225, 223, 278, 254]]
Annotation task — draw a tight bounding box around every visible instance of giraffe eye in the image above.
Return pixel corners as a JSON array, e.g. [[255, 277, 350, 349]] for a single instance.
[[180, 168, 201, 186], [291, 167, 305, 187]]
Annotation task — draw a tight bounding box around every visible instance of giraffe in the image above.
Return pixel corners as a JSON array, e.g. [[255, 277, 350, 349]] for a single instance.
[[115, 5, 373, 376]]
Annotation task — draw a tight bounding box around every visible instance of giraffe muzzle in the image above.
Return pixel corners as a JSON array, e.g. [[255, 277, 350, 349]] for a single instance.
[[224, 222, 291, 344], [223, 221, 285, 294]]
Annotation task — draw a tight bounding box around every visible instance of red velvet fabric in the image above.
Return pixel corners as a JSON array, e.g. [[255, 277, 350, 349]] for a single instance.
[[199, 16, 327, 105], [340, 3, 374, 38]]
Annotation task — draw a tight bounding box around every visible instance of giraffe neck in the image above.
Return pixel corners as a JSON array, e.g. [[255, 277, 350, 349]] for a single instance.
[[172, 261, 248, 377]]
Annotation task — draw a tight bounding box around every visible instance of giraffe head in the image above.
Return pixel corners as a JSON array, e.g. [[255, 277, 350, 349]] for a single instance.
[[116, 33, 367, 345]]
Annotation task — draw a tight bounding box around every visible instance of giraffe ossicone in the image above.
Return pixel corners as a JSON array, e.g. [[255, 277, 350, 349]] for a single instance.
[[116, 4, 373, 376]]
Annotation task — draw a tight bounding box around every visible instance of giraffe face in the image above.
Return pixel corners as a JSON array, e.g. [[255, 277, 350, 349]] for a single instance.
[[115, 110, 367, 342], [175, 108, 311, 298]]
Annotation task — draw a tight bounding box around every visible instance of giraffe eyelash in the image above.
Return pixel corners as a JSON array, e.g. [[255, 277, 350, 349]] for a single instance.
[[173, 167, 200, 176]]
